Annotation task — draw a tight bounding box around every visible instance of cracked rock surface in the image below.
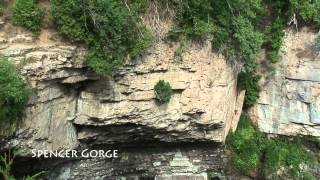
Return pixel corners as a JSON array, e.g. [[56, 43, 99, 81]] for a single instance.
[[250, 28, 320, 136], [0, 21, 244, 152]]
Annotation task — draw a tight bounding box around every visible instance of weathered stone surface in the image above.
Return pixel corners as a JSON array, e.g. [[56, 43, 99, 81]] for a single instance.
[[0, 23, 96, 151], [0, 16, 242, 178], [250, 28, 320, 136], [39, 144, 226, 180], [0, 23, 243, 151], [73, 41, 243, 144]]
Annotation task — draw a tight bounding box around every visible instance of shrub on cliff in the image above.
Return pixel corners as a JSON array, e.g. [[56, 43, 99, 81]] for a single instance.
[[51, 0, 153, 76], [12, 0, 43, 34], [154, 80, 173, 104], [227, 115, 316, 179], [265, 17, 285, 63], [0, 151, 44, 180], [227, 115, 265, 175], [0, 59, 30, 129], [172, 0, 215, 38], [237, 71, 261, 107], [264, 138, 311, 178], [0, 0, 4, 16], [289, 0, 320, 27]]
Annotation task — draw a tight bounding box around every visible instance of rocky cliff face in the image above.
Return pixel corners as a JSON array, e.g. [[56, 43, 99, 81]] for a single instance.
[[250, 28, 320, 136], [0, 16, 244, 178]]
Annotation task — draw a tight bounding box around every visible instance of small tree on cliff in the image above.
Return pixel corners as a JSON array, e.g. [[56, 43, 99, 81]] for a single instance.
[[11, 0, 44, 34], [0, 58, 30, 130], [154, 80, 173, 104]]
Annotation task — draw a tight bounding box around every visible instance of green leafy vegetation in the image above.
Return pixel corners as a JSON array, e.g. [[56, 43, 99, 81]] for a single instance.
[[289, 0, 320, 27], [0, 0, 4, 16], [0, 58, 30, 131], [51, 0, 153, 76], [227, 115, 265, 174], [169, 0, 263, 106], [264, 17, 285, 63], [211, 0, 263, 106], [154, 80, 173, 104], [263, 0, 320, 63], [227, 115, 317, 179], [172, 0, 215, 38], [11, 0, 44, 34], [47, 0, 320, 106], [237, 72, 261, 107], [0, 152, 14, 180], [264, 139, 311, 178], [0, 151, 44, 180]]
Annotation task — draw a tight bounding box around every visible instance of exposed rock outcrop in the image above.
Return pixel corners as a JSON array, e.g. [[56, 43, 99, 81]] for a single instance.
[[250, 28, 320, 136], [74, 40, 244, 145], [0, 16, 244, 178]]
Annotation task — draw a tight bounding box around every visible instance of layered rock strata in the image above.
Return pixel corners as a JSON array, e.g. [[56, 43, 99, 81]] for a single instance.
[[250, 28, 320, 136], [0, 18, 243, 178]]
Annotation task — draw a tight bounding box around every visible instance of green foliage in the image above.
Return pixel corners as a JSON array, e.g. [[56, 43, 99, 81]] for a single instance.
[[264, 16, 285, 63], [11, 0, 44, 34], [0, 151, 44, 180], [50, 0, 87, 41], [170, 0, 263, 106], [237, 71, 261, 107], [0, 0, 4, 16], [289, 0, 320, 27], [51, 0, 153, 76], [267, 50, 280, 63], [154, 80, 173, 104], [211, 0, 263, 67], [227, 115, 265, 175], [263, 0, 320, 63], [0, 153, 15, 180], [0, 59, 30, 130], [232, 16, 263, 70], [173, 0, 215, 38], [209, 1, 263, 106], [264, 139, 311, 177], [227, 115, 316, 179]]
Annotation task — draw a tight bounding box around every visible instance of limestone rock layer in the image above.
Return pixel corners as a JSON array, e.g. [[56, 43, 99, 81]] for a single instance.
[[250, 28, 320, 136]]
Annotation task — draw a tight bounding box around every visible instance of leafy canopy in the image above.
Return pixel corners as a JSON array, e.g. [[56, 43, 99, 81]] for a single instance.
[[227, 115, 315, 179], [0, 59, 30, 129], [12, 0, 44, 34], [154, 80, 173, 104], [51, 0, 153, 76]]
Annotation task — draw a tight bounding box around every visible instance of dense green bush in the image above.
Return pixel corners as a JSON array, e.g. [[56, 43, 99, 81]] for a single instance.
[[51, 0, 153, 76], [0, 0, 4, 16], [263, 0, 320, 63], [237, 71, 261, 107], [0, 151, 44, 180], [264, 139, 311, 178], [210, 0, 263, 106], [172, 0, 215, 38], [12, 0, 43, 34], [227, 115, 316, 179], [0, 59, 30, 130], [211, 0, 263, 67], [170, 0, 263, 106], [290, 0, 320, 27], [154, 80, 173, 104], [227, 115, 265, 175], [264, 16, 285, 63]]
